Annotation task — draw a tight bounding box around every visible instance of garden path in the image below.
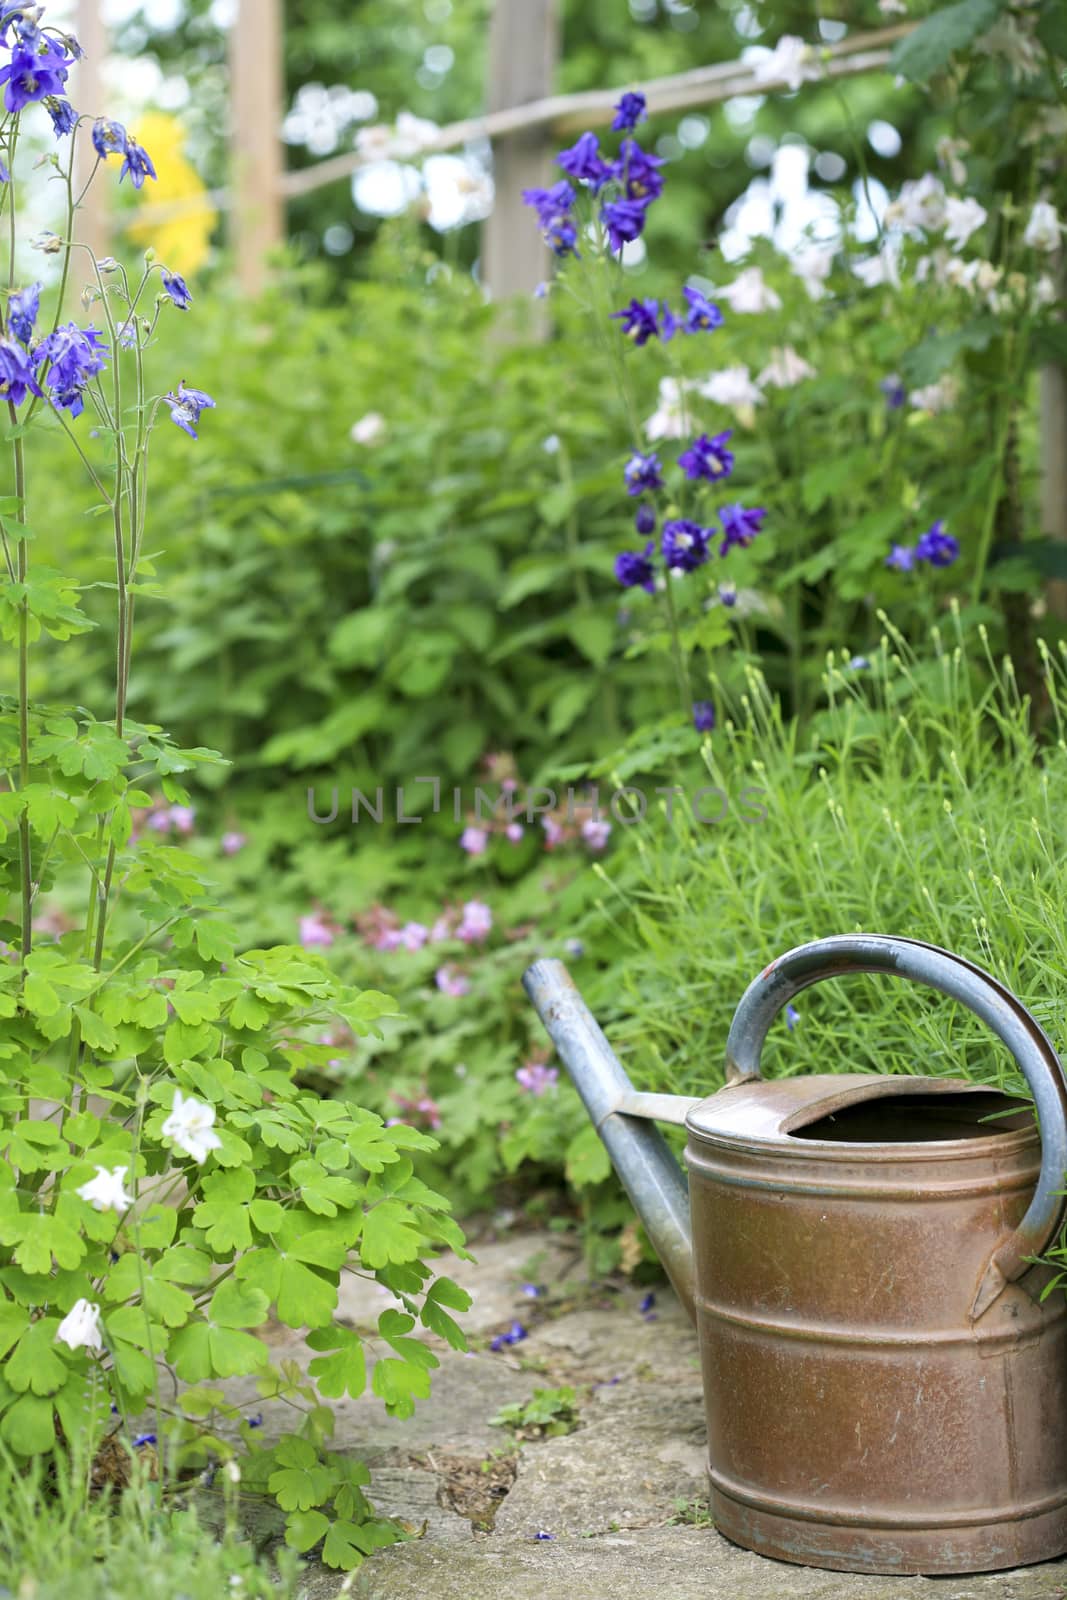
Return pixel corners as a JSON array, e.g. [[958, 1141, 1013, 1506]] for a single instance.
[[225, 1228, 1067, 1600]]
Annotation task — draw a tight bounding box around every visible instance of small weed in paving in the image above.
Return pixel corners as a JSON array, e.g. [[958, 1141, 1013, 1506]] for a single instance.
[[490, 1386, 582, 1440]]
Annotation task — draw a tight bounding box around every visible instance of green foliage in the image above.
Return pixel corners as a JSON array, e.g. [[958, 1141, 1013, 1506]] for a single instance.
[[490, 1385, 581, 1439], [0, 1444, 301, 1599]]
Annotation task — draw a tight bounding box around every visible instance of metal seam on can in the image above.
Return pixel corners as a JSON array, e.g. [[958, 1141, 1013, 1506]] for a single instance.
[[708, 1468, 1067, 1529]]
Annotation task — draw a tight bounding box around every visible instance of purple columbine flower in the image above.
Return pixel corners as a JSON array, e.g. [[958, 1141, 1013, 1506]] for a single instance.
[[785, 1005, 800, 1031], [880, 374, 906, 409], [0, 36, 70, 113], [522, 179, 574, 230], [521, 1283, 544, 1298], [532, 1531, 555, 1542], [489, 1320, 528, 1351], [624, 450, 664, 496], [638, 1291, 656, 1313], [693, 700, 715, 734], [613, 138, 665, 202], [7, 281, 39, 345], [885, 543, 916, 572], [44, 95, 77, 137], [635, 503, 656, 537], [615, 540, 656, 592], [662, 518, 711, 573], [164, 381, 215, 439], [0, 338, 42, 407], [162, 272, 192, 311], [678, 430, 734, 483], [546, 218, 578, 258], [600, 197, 649, 252], [612, 91, 647, 132], [915, 519, 959, 567], [132, 1432, 157, 1447], [719, 503, 766, 555], [612, 297, 661, 347], [557, 130, 610, 190], [119, 137, 156, 189], [682, 285, 724, 333], [39, 322, 108, 417], [659, 303, 681, 340], [247, 1413, 264, 1428], [92, 116, 127, 159], [719, 581, 737, 608]]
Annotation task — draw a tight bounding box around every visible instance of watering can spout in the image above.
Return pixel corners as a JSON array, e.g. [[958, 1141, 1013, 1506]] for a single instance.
[[522, 958, 700, 1324]]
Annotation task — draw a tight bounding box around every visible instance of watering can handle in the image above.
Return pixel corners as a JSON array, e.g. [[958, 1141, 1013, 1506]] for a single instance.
[[725, 933, 1067, 1320]]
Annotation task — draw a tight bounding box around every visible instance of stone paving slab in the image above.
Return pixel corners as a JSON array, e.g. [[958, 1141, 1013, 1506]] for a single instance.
[[223, 1227, 1067, 1600]]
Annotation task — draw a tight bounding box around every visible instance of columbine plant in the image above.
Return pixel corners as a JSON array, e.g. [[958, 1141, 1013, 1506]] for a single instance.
[[0, 4, 469, 1576], [523, 91, 767, 735]]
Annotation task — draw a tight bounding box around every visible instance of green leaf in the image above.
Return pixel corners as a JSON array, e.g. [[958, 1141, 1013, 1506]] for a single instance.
[[358, 1201, 426, 1269], [168, 1319, 270, 1382], [370, 1355, 431, 1418], [284, 1508, 330, 1554], [268, 1436, 335, 1511], [0, 1392, 55, 1455], [5, 1320, 67, 1395], [211, 1276, 269, 1329], [900, 319, 997, 389], [420, 1276, 471, 1351], [549, 677, 597, 737], [890, 0, 1005, 79], [565, 1123, 612, 1188], [307, 1325, 367, 1399]]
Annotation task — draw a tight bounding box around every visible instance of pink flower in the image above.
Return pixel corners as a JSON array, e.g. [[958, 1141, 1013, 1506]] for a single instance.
[[377, 928, 403, 951], [169, 805, 196, 835], [542, 817, 564, 847], [581, 818, 612, 852], [435, 963, 470, 997], [457, 899, 492, 943], [299, 911, 339, 949], [516, 1062, 559, 1096], [221, 831, 247, 856], [430, 914, 454, 943], [460, 825, 489, 856], [505, 822, 524, 843], [399, 921, 429, 951], [417, 1095, 443, 1130]]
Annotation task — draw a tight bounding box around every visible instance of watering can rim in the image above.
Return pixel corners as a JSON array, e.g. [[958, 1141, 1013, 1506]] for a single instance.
[[683, 1070, 1037, 1156]]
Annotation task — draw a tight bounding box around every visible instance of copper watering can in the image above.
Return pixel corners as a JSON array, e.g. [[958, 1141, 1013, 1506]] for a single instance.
[[523, 934, 1067, 1576]]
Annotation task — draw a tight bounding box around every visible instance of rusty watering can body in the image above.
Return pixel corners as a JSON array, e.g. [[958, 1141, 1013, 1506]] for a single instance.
[[523, 935, 1067, 1575]]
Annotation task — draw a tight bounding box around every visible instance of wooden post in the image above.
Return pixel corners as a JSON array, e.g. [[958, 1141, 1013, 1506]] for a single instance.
[[1040, 363, 1067, 618], [72, 0, 110, 269], [230, 0, 285, 296], [482, 0, 559, 307]]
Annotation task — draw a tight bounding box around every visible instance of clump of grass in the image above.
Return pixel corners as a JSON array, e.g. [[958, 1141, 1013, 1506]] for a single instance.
[[0, 1445, 301, 1600], [596, 607, 1067, 1102]]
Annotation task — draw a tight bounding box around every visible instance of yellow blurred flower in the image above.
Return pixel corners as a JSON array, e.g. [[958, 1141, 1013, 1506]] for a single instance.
[[124, 112, 216, 279]]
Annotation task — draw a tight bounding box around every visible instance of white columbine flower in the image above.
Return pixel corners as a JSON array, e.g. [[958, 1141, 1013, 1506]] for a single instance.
[[791, 244, 835, 299], [355, 124, 394, 163], [56, 1299, 104, 1353], [162, 1088, 222, 1164], [909, 375, 960, 415], [884, 174, 946, 234], [644, 376, 692, 441], [942, 197, 987, 251], [1023, 201, 1062, 254], [853, 248, 900, 289], [392, 110, 440, 157], [878, 0, 908, 13], [350, 411, 386, 446], [696, 366, 764, 427], [76, 1165, 133, 1213], [719, 266, 782, 314], [1033, 275, 1058, 309], [974, 15, 1042, 82], [752, 36, 820, 93], [757, 346, 816, 389]]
